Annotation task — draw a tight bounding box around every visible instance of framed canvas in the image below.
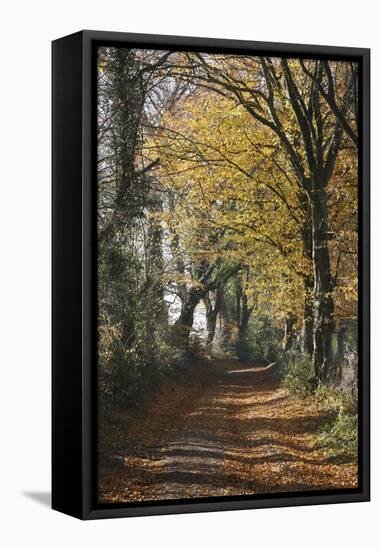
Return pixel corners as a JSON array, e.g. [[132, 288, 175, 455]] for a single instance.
[[52, 30, 370, 519]]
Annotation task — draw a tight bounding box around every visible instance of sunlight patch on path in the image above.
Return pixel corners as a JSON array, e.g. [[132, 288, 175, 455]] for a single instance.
[[98, 358, 358, 503]]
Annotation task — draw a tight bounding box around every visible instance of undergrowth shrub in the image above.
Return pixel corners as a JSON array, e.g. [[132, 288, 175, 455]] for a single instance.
[[315, 385, 358, 461], [98, 318, 181, 413], [280, 352, 314, 396], [274, 346, 358, 461], [317, 411, 358, 461]]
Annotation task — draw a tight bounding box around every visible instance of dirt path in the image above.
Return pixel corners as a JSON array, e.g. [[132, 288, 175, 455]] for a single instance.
[[98, 359, 357, 503]]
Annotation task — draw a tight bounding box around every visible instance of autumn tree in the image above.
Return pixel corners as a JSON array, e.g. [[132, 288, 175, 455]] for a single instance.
[[97, 47, 183, 401], [174, 54, 357, 383], [97, 46, 358, 400]]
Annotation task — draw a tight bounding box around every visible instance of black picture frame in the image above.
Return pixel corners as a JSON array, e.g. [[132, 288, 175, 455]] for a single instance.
[[52, 30, 370, 520]]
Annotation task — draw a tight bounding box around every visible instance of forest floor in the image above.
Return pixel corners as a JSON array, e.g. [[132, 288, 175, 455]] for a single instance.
[[98, 358, 358, 503]]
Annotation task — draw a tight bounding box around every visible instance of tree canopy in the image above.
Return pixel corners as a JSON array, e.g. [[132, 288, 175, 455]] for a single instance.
[[96, 47, 358, 403]]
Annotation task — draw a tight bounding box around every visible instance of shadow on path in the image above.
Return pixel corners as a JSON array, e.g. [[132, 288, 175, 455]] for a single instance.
[[98, 358, 358, 503]]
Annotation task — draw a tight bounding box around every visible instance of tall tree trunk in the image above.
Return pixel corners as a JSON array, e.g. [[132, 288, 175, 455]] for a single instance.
[[173, 287, 205, 348], [236, 288, 251, 362], [301, 214, 314, 355], [302, 276, 314, 355], [337, 323, 346, 358], [173, 261, 240, 350], [98, 49, 146, 362], [282, 314, 296, 351], [311, 183, 335, 384], [204, 288, 222, 346], [334, 322, 346, 382], [169, 228, 188, 312], [218, 287, 233, 352], [144, 195, 167, 331]]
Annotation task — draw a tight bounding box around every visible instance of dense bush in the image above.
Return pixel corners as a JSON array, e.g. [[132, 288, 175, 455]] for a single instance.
[[98, 239, 181, 408], [318, 412, 358, 460], [315, 385, 358, 460], [98, 329, 181, 410], [281, 352, 314, 396]]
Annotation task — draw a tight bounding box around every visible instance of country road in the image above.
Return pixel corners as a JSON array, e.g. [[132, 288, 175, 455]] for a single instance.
[[98, 359, 358, 503]]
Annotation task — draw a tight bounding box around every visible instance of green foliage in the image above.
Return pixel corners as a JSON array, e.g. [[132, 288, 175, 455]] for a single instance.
[[315, 384, 357, 415], [99, 328, 181, 408], [318, 412, 358, 461], [281, 352, 314, 396], [315, 385, 358, 461], [98, 225, 179, 407], [241, 315, 282, 364]]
